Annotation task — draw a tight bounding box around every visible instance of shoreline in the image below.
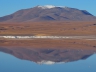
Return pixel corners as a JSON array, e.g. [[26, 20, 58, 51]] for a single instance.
[[0, 35, 96, 40]]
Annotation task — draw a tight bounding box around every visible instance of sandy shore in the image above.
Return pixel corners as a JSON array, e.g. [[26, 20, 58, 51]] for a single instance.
[[0, 21, 96, 50], [0, 39, 96, 50]]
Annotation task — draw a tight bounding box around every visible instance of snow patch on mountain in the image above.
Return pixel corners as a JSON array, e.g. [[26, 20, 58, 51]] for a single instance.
[[37, 5, 55, 9], [37, 5, 68, 9]]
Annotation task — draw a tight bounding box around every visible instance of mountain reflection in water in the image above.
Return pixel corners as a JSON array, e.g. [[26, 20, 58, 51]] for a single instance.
[[0, 47, 96, 65]]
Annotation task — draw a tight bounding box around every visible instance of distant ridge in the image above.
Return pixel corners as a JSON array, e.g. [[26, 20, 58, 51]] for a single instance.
[[0, 5, 96, 22]]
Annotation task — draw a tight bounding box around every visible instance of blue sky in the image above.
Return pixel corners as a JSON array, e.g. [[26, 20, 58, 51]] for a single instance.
[[0, 0, 96, 17]]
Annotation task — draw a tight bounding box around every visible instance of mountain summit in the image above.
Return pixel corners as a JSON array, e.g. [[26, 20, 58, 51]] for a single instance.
[[0, 5, 96, 22], [36, 5, 68, 9]]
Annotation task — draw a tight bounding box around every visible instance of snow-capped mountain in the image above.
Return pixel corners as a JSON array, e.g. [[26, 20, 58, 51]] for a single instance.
[[0, 5, 96, 22]]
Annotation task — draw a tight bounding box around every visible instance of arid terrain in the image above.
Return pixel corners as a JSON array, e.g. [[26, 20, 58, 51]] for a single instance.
[[0, 21, 96, 35], [0, 21, 96, 50]]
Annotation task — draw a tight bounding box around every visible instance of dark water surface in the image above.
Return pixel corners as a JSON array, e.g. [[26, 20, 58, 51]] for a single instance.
[[0, 47, 96, 72]]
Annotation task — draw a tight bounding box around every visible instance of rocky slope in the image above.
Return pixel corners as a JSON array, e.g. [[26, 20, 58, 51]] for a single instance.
[[0, 5, 96, 22]]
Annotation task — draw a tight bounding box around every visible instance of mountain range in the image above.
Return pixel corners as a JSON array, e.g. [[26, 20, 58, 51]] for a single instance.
[[0, 5, 96, 22]]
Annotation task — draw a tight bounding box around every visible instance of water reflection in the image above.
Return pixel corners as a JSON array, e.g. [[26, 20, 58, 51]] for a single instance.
[[0, 47, 96, 64]]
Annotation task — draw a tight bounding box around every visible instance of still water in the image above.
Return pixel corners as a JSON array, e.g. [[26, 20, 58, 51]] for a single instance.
[[0, 47, 96, 72]]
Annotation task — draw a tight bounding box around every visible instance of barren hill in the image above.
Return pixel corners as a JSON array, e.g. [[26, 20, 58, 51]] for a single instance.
[[0, 5, 96, 22]]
